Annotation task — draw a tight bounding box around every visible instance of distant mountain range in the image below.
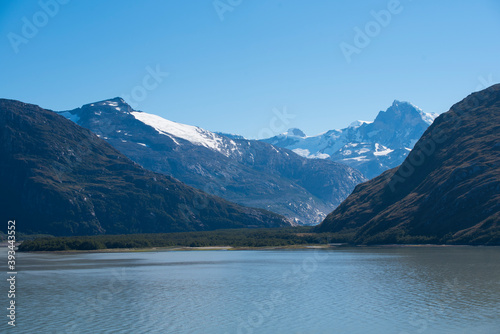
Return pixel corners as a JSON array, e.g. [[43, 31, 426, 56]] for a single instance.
[[317, 85, 500, 245], [262, 101, 438, 179], [0, 99, 291, 236], [58, 98, 365, 225]]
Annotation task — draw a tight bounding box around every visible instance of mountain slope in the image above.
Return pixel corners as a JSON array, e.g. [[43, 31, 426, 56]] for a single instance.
[[317, 85, 500, 245], [58, 99, 365, 225], [0, 99, 291, 236], [262, 101, 437, 179]]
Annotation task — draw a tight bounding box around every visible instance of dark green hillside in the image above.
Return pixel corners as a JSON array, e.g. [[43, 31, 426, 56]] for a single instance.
[[18, 227, 334, 251]]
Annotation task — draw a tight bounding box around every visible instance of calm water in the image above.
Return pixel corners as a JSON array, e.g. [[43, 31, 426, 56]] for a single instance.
[[2, 247, 500, 333]]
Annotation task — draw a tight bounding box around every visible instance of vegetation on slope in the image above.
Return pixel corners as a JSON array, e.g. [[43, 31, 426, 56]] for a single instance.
[[18, 228, 341, 251], [317, 84, 500, 245], [0, 99, 290, 236]]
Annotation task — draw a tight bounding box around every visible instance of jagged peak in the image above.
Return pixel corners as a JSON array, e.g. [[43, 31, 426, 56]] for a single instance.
[[81, 97, 129, 108], [374, 100, 437, 125], [391, 99, 413, 107], [389, 99, 420, 111]]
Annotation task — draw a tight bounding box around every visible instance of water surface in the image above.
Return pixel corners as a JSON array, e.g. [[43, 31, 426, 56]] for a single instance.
[[2, 247, 500, 333]]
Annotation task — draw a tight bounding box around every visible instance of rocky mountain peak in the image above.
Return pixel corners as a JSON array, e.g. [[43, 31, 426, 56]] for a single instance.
[[261, 100, 438, 179], [57, 100, 366, 225], [374, 100, 424, 124], [80, 97, 135, 114]]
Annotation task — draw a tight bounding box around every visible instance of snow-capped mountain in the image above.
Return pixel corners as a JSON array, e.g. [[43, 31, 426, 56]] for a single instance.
[[261, 101, 438, 179], [58, 98, 366, 225], [1, 98, 291, 236]]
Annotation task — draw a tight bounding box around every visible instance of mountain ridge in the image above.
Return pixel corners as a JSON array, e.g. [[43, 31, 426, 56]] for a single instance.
[[0, 98, 291, 236], [58, 99, 366, 225], [262, 101, 438, 179], [317, 84, 500, 245]]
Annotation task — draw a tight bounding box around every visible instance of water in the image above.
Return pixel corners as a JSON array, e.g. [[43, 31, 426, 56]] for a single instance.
[[2, 247, 500, 333]]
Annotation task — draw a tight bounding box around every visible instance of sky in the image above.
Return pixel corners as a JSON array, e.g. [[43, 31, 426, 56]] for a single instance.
[[1, 0, 499, 139]]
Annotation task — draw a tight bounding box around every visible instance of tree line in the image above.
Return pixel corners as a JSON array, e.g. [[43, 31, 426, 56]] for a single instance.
[[18, 228, 344, 251]]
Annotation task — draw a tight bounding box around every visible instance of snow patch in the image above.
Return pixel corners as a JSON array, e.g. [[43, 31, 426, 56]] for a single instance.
[[374, 149, 394, 156], [292, 148, 329, 159], [343, 156, 369, 162], [357, 148, 370, 154], [131, 111, 237, 155], [292, 148, 311, 158], [373, 143, 394, 156], [310, 152, 330, 159], [418, 110, 438, 125]]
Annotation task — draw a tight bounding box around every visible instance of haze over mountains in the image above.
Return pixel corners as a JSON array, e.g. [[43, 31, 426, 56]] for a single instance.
[[262, 101, 438, 179], [58, 99, 365, 225], [317, 85, 500, 245], [0, 99, 291, 236]]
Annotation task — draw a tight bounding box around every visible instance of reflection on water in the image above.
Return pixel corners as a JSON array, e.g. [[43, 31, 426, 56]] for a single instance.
[[2, 247, 499, 333]]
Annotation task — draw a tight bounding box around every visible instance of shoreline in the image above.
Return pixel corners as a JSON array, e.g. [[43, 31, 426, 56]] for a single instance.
[[11, 243, 492, 254]]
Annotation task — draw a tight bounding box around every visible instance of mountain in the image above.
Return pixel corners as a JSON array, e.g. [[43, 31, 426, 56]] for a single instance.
[[57, 98, 365, 225], [317, 85, 500, 245], [0, 99, 291, 236], [214, 132, 246, 140], [262, 101, 438, 179]]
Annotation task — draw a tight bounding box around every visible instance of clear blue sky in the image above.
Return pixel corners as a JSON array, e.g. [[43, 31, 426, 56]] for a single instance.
[[1, 0, 499, 138]]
